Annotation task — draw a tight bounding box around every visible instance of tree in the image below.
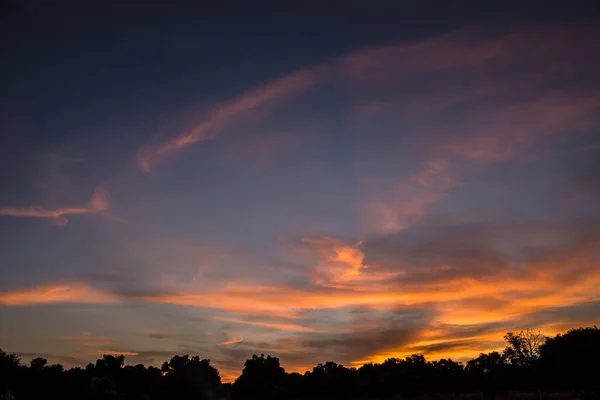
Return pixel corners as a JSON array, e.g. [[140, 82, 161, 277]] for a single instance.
[[88, 376, 120, 400], [503, 329, 544, 367], [0, 350, 20, 371], [0, 391, 16, 400], [95, 355, 125, 374], [466, 352, 509, 399], [161, 355, 221, 400], [538, 326, 600, 400], [232, 354, 285, 400], [305, 361, 355, 399], [430, 358, 465, 395], [29, 357, 47, 371], [0, 350, 21, 396], [466, 351, 505, 374]]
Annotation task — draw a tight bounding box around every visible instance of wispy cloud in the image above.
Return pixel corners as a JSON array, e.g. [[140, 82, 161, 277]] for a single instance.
[[96, 350, 140, 356], [362, 159, 458, 235], [215, 317, 317, 333], [0, 186, 110, 225], [3, 217, 599, 368], [56, 332, 113, 348], [138, 67, 324, 172], [0, 282, 119, 306], [219, 337, 244, 345], [137, 26, 599, 172], [144, 330, 171, 339]]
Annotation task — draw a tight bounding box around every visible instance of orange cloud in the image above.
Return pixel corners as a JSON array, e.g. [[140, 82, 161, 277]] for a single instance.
[[0, 186, 110, 225], [0, 282, 119, 306], [96, 350, 140, 356], [3, 223, 598, 371], [219, 337, 244, 345]]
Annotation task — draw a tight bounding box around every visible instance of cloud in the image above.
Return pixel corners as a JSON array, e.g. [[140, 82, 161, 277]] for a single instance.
[[0, 186, 110, 225], [338, 28, 516, 84], [137, 26, 599, 173], [362, 159, 458, 235], [138, 67, 324, 172], [444, 95, 600, 161], [251, 307, 434, 368], [215, 317, 317, 333], [96, 350, 140, 356], [345, 27, 599, 168], [567, 151, 600, 199], [144, 330, 171, 339], [219, 337, 244, 346], [359, 217, 600, 330], [56, 332, 113, 348], [2, 219, 599, 372], [0, 282, 120, 306]]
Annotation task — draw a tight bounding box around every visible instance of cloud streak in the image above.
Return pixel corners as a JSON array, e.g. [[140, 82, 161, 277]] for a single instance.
[[138, 67, 324, 172], [219, 337, 244, 345], [0, 186, 110, 225], [0, 282, 119, 306], [362, 158, 458, 235]]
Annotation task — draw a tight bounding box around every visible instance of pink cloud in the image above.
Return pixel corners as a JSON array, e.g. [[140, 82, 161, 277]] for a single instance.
[[138, 67, 325, 172], [138, 26, 599, 171], [0, 186, 110, 225], [339, 27, 597, 86], [445, 94, 600, 161], [56, 332, 113, 348], [362, 159, 458, 235], [338, 29, 513, 84]]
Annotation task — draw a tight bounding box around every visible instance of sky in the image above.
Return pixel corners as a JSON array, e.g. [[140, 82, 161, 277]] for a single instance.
[[1, 0, 600, 382]]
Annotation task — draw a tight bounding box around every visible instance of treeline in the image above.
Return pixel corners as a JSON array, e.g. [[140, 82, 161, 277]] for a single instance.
[[1, 327, 599, 400]]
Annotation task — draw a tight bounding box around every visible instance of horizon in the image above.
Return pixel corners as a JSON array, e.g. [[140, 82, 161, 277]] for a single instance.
[[1, 0, 600, 384], [0, 326, 591, 383]]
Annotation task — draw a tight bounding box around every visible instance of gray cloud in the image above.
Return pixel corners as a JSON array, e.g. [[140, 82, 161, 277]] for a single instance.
[[145, 331, 171, 339], [521, 301, 600, 329], [361, 216, 600, 286]]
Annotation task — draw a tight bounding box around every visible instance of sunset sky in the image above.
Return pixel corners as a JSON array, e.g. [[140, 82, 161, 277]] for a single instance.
[[1, 1, 600, 382]]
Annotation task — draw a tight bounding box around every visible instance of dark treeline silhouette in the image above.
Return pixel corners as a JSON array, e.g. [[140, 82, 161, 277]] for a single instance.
[[1, 326, 599, 400]]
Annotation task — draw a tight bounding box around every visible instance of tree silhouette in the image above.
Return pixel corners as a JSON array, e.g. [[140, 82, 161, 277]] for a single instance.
[[88, 376, 120, 400], [232, 354, 286, 400], [1, 326, 600, 400], [29, 357, 48, 371], [305, 361, 355, 399], [503, 329, 544, 368], [95, 355, 125, 375], [161, 355, 221, 400], [0, 350, 20, 398], [538, 326, 600, 400], [0, 350, 20, 371]]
